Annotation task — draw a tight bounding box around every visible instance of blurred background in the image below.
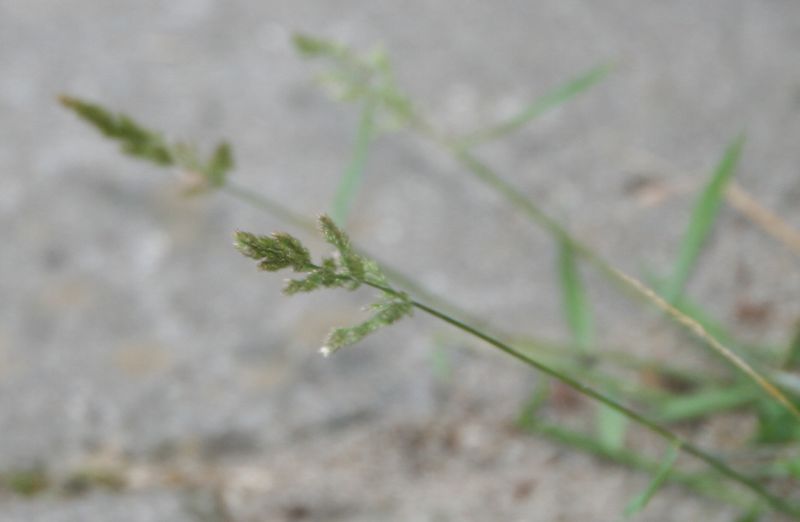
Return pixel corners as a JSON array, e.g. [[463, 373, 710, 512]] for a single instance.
[[2, 1, 800, 520]]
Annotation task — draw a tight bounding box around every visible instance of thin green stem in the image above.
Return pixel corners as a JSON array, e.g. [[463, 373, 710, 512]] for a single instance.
[[223, 181, 316, 232], [223, 180, 492, 329], [409, 121, 800, 424], [358, 277, 799, 517]]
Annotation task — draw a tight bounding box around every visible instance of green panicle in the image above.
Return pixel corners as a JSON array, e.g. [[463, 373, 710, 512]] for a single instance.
[[60, 95, 174, 166], [60, 95, 235, 190]]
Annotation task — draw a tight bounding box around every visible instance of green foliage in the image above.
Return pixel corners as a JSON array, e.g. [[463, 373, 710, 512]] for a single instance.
[[332, 97, 377, 225], [461, 62, 613, 148], [236, 215, 412, 355], [61, 34, 800, 519], [662, 135, 745, 303], [60, 95, 235, 191], [623, 442, 681, 518], [557, 239, 593, 353], [557, 238, 628, 450], [755, 397, 800, 444], [656, 384, 756, 423]]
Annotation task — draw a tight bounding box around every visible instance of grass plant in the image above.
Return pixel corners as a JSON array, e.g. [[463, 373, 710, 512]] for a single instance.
[[59, 35, 800, 519]]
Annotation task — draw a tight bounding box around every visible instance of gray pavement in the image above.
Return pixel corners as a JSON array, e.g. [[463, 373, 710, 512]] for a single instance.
[[2, 1, 799, 520]]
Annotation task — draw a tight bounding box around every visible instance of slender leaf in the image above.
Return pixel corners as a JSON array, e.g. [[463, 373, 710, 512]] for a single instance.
[[557, 237, 628, 449], [755, 398, 800, 444], [598, 404, 629, 451], [662, 135, 745, 303], [558, 239, 593, 353], [461, 63, 612, 147], [624, 442, 681, 518], [656, 385, 757, 423], [332, 97, 377, 225]]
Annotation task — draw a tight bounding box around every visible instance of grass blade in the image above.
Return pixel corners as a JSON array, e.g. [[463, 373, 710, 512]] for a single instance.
[[598, 404, 629, 451], [662, 135, 745, 303], [624, 441, 681, 518], [558, 238, 594, 353], [461, 63, 612, 148], [656, 384, 757, 423], [557, 238, 627, 448], [332, 97, 377, 225]]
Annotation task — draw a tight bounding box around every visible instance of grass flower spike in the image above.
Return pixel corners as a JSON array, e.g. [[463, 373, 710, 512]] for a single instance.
[[235, 215, 413, 355]]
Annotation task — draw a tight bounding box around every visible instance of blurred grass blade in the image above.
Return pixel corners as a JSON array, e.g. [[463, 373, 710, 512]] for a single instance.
[[429, 336, 453, 382], [783, 322, 800, 370], [598, 403, 628, 450], [656, 384, 756, 423], [735, 507, 764, 522], [557, 238, 628, 447], [558, 238, 593, 353], [624, 441, 681, 518], [662, 135, 745, 303], [517, 376, 551, 429], [461, 63, 612, 148], [332, 97, 377, 225]]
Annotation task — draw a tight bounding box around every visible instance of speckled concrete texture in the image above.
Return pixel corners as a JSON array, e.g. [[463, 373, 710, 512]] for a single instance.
[[2, 1, 800, 520]]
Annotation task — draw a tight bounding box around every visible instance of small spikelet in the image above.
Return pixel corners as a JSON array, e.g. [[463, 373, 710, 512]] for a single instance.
[[60, 95, 235, 189], [318, 215, 365, 280], [234, 231, 311, 272], [234, 231, 269, 259], [59, 95, 174, 166], [323, 295, 412, 352], [272, 233, 312, 271]]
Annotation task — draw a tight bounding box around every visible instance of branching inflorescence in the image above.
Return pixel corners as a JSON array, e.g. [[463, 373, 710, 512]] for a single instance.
[[235, 216, 412, 356]]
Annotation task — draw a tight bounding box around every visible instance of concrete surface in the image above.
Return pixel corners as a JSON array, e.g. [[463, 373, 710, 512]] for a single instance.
[[2, 0, 800, 520]]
